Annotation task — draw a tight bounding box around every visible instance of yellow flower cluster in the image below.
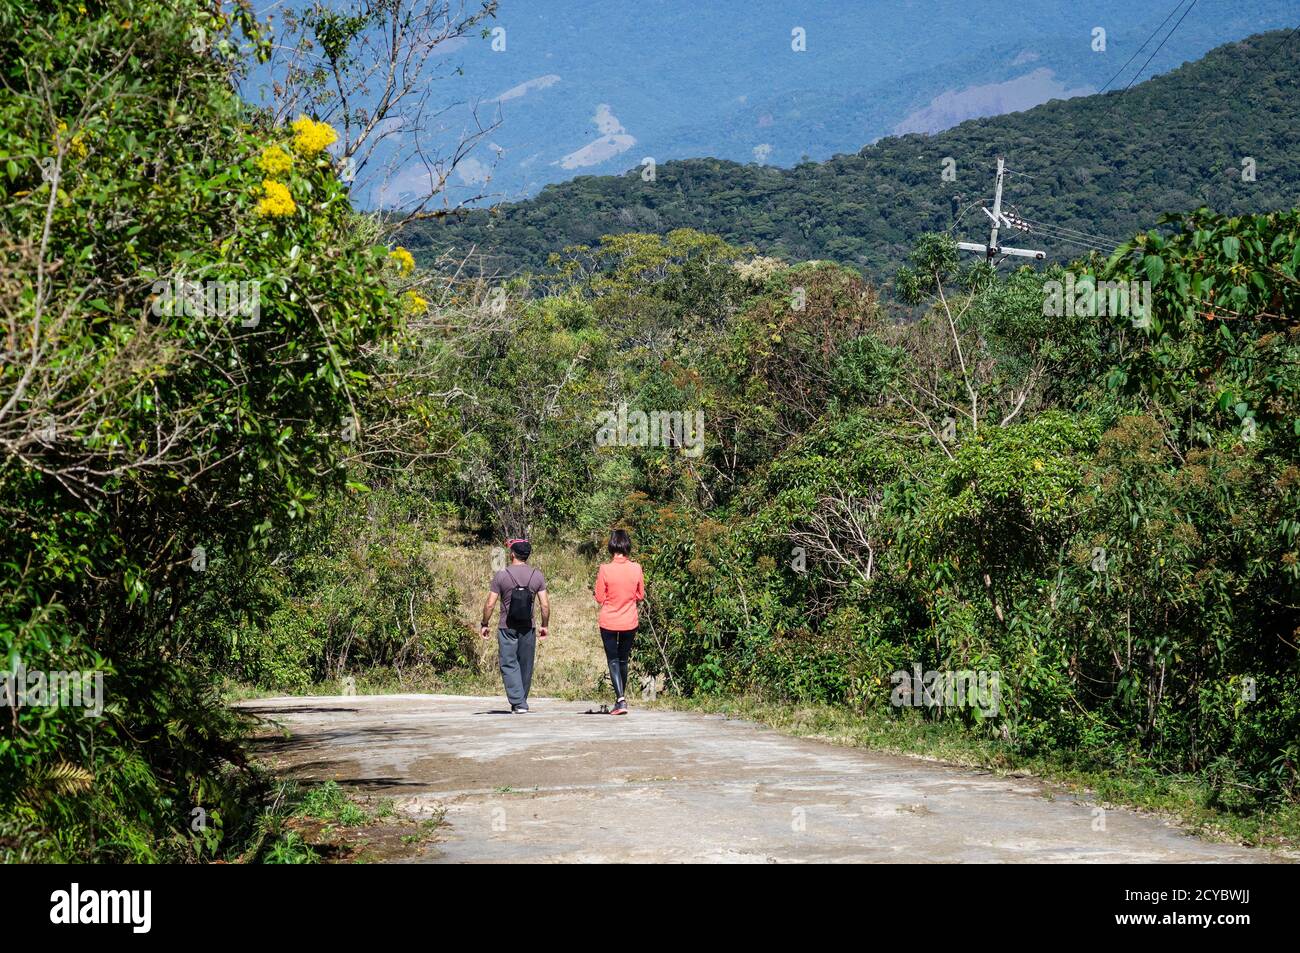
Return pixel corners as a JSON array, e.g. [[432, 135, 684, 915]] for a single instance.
[[258, 145, 293, 177], [389, 246, 415, 275], [257, 178, 296, 218], [56, 120, 88, 159], [403, 291, 429, 315], [291, 115, 338, 156]]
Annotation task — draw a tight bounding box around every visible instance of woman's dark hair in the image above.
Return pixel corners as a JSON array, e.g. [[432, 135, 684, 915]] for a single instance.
[[608, 529, 632, 557]]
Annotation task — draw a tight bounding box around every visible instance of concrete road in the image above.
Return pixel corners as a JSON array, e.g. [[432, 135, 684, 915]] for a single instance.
[[238, 693, 1283, 863]]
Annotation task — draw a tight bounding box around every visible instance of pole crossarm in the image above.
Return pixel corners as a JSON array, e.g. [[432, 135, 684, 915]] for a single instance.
[[957, 157, 1045, 264]]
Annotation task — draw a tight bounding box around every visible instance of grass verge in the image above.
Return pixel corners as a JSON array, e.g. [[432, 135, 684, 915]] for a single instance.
[[245, 780, 446, 864]]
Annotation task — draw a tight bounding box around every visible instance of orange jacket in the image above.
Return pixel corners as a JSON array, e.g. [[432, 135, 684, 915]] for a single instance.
[[593, 555, 645, 630]]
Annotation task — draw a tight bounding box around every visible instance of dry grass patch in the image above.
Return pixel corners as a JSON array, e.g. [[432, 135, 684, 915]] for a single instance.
[[427, 533, 607, 700]]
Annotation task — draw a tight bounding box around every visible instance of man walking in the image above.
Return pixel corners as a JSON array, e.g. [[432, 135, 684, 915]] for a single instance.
[[480, 538, 549, 713]]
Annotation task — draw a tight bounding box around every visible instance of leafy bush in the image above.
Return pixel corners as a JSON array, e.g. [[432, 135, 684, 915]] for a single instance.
[[587, 213, 1300, 808], [183, 485, 475, 690], [0, 0, 413, 860]]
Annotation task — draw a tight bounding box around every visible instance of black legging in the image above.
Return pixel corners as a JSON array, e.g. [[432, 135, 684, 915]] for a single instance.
[[600, 627, 637, 700]]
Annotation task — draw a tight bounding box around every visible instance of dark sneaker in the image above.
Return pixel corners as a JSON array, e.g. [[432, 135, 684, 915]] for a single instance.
[[512, 704, 530, 714], [611, 698, 628, 715]]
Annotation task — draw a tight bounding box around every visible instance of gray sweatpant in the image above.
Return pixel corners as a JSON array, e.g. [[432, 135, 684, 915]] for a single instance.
[[497, 627, 536, 707]]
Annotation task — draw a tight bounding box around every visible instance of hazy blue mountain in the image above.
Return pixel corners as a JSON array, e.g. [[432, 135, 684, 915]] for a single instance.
[[390, 0, 1300, 207]]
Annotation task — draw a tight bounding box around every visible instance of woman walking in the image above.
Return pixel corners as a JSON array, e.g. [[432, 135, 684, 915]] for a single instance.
[[593, 529, 645, 715]]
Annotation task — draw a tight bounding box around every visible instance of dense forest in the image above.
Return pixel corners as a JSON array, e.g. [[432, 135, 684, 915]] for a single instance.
[[2, 2, 1298, 863], [408, 30, 1300, 283]]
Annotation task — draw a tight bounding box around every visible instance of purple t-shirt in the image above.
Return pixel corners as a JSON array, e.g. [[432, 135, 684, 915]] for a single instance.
[[490, 564, 546, 629]]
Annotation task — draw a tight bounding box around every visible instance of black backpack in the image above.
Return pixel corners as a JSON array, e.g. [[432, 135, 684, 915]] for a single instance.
[[504, 566, 539, 631]]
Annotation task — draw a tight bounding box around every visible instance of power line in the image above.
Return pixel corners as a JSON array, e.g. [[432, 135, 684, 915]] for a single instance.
[[1126, 0, 1200, 96], [1005, 215, 1114, 253], [1013, 215, 1119, 249], [1000, 170, 1124, 249], [1018, 223, 1111, 249], [997, 191, 1121, 252], [1094, 0, 1194, 97], [946, 196, 988, 236], [1025, 227, 1115, 254], [1055, 0, 1199, 172], [1053, 16, 1297, 180], [1026, 225, 1114, 248], [1007, 206, 1116, 243]]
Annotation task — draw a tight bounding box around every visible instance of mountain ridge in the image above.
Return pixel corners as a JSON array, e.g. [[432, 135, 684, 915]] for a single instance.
[[406, 29, 1300, 282]]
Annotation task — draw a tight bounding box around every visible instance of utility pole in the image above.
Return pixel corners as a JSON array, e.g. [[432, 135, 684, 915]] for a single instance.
[[957, 157, 1045, 263], [987, 156, 1005, 261]]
